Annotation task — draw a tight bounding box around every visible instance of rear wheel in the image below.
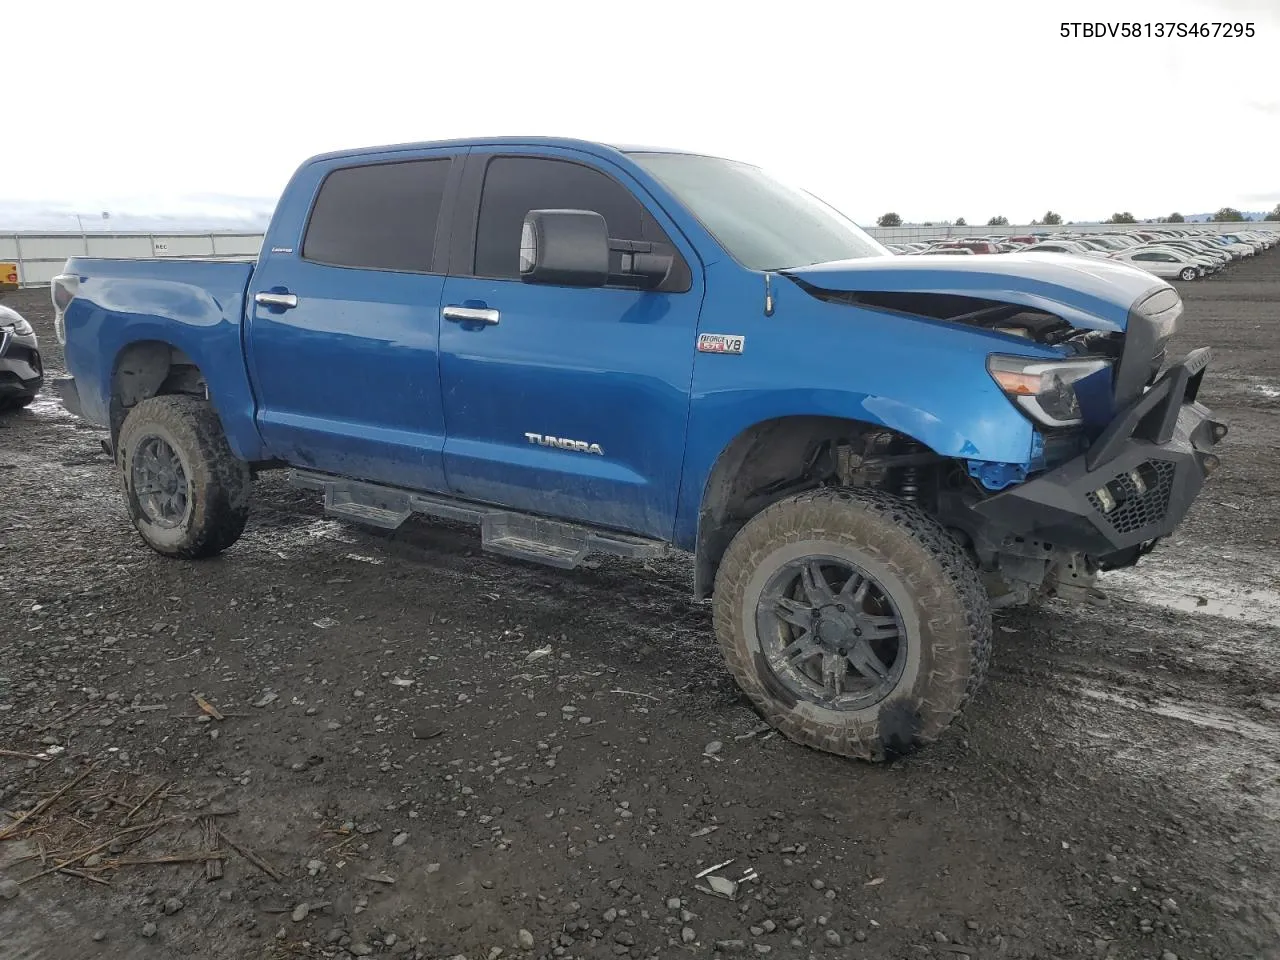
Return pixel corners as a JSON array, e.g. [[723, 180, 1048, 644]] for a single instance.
[[116, 395, 251, 558], [713, 488, 991, 761]]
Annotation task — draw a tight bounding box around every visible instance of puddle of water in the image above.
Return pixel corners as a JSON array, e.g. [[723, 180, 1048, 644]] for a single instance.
[[26, 393, 75, 421], [1078, 685, 1280, 744], [242, 516, 369, 564], [1142, 589, 1280, 624], [305, 519, 357, 543], [1103, 551, 1280, 628]]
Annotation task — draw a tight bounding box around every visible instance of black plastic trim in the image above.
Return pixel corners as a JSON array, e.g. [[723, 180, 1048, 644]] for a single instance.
[[449, 153, 486, 277]]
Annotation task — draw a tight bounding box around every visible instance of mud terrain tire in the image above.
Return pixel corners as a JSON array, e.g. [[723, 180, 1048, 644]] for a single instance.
[[116, 395, 251, 559], [713, 487, 991, 761]]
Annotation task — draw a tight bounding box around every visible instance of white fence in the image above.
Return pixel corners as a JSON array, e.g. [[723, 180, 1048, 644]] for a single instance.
[[1, 232, 263, 286], [4, 223, 1279, 286]]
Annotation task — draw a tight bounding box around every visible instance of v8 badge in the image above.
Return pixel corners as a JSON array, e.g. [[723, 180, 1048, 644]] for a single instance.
[[697, 333, 745, 355]]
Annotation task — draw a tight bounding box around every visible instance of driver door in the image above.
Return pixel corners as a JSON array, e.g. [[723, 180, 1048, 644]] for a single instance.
[[436, 149, 705, 539]]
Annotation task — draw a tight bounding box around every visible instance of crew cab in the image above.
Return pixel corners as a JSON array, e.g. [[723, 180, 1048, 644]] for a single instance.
[[52, 137, 1226, 761]]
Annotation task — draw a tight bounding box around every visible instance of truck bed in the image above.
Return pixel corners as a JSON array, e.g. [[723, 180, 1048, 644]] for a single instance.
[[59, 256, 262, 459]]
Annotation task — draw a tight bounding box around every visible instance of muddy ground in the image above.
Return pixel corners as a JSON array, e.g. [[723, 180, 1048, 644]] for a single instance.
[[2, 254, 1279, 960]]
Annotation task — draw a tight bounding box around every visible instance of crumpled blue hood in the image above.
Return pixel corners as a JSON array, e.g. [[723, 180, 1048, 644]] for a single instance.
[[783, 252, 1174, 333]]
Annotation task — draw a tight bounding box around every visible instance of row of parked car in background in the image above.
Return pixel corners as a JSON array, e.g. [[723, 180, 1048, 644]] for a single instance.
[[884, 228, 1279, 281]]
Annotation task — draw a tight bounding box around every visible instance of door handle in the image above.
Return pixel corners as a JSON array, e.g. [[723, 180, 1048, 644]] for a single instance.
[[442, 305, 500, 325], [255, 291, 298, 309]]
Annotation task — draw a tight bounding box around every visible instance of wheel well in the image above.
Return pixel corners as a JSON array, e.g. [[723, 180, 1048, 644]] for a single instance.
[[693, 416, 944, 597], [109, 341, 207, 441]]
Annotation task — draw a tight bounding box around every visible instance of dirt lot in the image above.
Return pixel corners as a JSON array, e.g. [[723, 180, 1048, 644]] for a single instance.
[[2, 257, 1279, 960]]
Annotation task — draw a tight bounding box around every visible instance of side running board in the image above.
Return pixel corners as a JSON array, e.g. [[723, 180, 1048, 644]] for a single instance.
[[290, 470, 668, 570]]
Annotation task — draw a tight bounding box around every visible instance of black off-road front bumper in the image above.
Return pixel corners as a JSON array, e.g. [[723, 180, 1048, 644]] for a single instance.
[[972, 347, 1224, 567]]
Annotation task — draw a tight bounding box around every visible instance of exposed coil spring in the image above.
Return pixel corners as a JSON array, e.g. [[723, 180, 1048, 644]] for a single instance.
[[899, 465, 921, 502], [898, 441, 926, 502]]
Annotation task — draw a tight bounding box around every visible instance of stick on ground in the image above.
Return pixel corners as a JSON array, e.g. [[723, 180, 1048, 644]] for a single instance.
[[34, 702, 92, 734], [121, 781, 169, 827], [217, 828, 282, 882]]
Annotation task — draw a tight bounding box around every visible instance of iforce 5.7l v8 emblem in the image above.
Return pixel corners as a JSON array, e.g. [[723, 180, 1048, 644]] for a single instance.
[[697, 333, 745, 355]]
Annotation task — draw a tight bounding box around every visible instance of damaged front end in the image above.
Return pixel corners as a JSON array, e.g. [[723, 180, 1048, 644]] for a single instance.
[[784, 258, 1226, 607], [968, 344, 1225, 606]]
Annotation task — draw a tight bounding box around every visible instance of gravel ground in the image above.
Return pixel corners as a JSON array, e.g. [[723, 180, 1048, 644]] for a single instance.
[[2, 255, 1279, 960]]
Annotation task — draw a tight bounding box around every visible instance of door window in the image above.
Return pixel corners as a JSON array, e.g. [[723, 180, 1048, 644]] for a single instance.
[[471, 156, 690, 291], [303, 159, 452, 273]]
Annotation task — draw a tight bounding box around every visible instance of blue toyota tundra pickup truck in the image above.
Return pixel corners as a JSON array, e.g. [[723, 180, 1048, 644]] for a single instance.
[[51, 137, 1226, 760]]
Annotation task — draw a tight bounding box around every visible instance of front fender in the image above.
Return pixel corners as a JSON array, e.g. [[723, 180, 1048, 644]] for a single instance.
[[673, 292, 1052, 550]]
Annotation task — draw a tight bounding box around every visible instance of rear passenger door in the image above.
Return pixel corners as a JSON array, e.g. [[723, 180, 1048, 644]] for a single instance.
[[436, 149, 704, 539], [246, 149, 461, 492]]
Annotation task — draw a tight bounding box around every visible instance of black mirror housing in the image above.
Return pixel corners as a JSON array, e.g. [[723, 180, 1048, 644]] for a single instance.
[[520, 210, 609, 287]]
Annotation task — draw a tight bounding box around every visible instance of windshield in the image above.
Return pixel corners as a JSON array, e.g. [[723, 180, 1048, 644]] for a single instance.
[[629, 152, 890, 270]]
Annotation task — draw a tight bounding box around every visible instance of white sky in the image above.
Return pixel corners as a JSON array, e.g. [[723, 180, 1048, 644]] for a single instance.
[[7, 0, 1279, 224]]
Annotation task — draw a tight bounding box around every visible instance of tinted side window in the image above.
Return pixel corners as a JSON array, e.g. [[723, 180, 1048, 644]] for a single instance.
[[303, 158, 451, 272], [472, 156, 690, 291]]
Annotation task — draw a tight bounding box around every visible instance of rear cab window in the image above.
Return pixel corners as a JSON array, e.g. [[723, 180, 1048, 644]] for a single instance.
[[302, 158, 453, 272]]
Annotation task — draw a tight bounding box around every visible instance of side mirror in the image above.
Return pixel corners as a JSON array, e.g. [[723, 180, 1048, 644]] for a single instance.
[[520, 210, 609, 287]]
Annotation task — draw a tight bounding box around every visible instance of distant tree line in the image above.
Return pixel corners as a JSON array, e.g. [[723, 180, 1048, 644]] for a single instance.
[[873, 204, 1280, 226]]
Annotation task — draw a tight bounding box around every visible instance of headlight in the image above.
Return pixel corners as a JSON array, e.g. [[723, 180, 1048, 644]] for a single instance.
[[987, 355, 1111, 427], [1, 316, 34, 337]]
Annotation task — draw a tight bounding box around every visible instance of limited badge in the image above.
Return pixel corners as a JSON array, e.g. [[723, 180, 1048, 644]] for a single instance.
[[697, 333, 745, 355]]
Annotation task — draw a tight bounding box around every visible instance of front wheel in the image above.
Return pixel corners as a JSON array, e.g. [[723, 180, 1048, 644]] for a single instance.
[[116, 395, 251, 559], [1180, 267, 1198, 281], [713, 488, 992, 761]]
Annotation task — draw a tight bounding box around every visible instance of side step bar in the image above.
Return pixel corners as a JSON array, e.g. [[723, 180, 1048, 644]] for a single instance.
[[290, 470, 668, 570]]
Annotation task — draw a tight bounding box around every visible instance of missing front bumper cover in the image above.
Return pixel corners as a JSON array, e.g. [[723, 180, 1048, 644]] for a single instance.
[[972, 349, 1224, 559]]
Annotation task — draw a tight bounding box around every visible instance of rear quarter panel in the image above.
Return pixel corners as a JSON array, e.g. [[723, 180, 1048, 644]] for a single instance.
[[61, 257, 264, 460]]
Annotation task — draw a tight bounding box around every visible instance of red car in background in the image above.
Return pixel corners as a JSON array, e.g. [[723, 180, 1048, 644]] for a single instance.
[[935, 239, 1000, 255]]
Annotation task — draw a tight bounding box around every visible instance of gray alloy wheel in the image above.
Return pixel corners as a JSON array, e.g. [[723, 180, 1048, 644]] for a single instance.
[[713, 487, 992, 761], [117, 395, 251, 558]]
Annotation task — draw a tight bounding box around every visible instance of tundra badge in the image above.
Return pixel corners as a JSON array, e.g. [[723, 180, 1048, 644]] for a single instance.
[[698, 333, 745, 355], [525, 433, 604, 456]]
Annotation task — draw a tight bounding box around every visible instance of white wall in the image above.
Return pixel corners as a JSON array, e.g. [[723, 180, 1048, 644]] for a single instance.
[[1, 232, 263, 286]]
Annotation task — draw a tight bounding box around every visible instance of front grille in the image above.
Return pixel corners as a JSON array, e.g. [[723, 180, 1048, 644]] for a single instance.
[[1087, 459, 1176, 535]]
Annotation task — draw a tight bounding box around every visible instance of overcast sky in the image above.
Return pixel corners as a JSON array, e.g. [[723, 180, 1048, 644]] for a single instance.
[[7, 0, 1279, 226]]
